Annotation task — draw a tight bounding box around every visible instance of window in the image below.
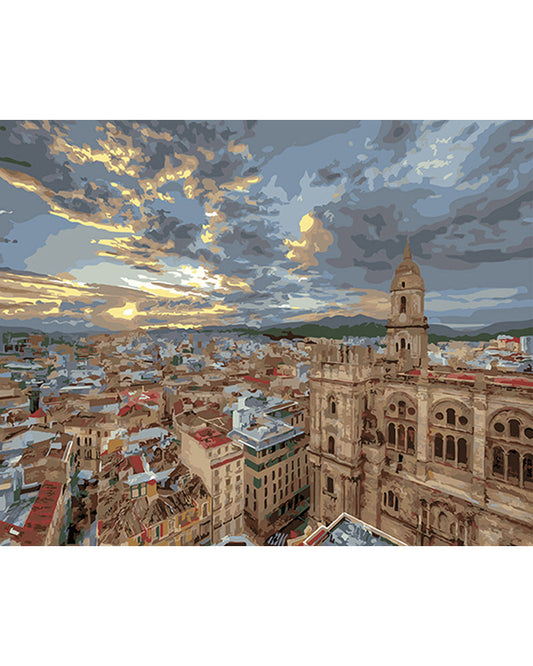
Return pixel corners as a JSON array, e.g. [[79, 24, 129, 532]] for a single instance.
[[328, 436, 335, 454], [457, 438, 467, 465], [383, 492, 387, 506], [388, 490, 394, 507], [326, 477, 334, 494], [446, 436, 455, 461], [330, 397, 336, 415], [438, 512, 447, 533], [524, 455, 533, 483], [388, 423, 396, 445], [525, 428, 533, 440], [494, 422, 505, 433], [398, 401, 406, 417], [446, 408, 456, 426], [434, 434, 443, 459], [397, 425, 405, 451], [407, 427, 415, 453], [509, 419, 520, 438], [508, 450, 519, 481], [493, 447, 504, 477], [400, 295, 406, 313], [400, 338, 406, 349]]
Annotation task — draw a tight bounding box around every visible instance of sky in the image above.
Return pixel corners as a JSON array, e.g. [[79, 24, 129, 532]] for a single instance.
[[0, 119, 531, 333]]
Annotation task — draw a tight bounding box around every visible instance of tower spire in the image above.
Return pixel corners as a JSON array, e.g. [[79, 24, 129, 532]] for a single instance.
[[403, 237, 411, 260]]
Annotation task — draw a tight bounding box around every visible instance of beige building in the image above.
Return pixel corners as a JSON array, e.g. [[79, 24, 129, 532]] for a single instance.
[[180, 426, 244, 543], [66, 415, 125, 473], [309, 240, 533, 546]]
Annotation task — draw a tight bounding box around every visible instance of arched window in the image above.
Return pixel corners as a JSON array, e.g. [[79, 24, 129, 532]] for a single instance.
[[398, 400, 406, 417], [407, 427, 416, 453], [434, 434, 443, 459], [438, 512, 447, 532], [457, 438, 467, 465], [445, 435, 455, 461], [394, 496, 399, 512], [493, 447, 504, 477], [383, 492, 387, 506], [446, 408, 456, 426], [523, 455, 533, 484], [388, 490, 394, 507], [509, 419, 520, 438], [327, 477, 334, 494], [388, 423, 396, 445], [328, 436, 335, 455], [397, 425, 405, 451], [421, 503, 429, 529], [329, 397, 336, 415], [400, 296, 406, 313], [396, 343, 399, 352], [400, 338, 406, 349], [508, 450, 520, 482]]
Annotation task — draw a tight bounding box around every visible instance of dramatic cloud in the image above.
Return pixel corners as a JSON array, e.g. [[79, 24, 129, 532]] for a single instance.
[[0, 120, 531, 331]]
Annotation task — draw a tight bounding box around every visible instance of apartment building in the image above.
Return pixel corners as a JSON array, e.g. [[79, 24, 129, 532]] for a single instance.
[[229, 391, 309, 538], [180, 426, 244, 543]]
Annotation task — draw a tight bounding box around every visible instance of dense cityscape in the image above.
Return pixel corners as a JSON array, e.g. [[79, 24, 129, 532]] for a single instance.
[[0, 119, 531, 546], [1, 243, 532, 546]]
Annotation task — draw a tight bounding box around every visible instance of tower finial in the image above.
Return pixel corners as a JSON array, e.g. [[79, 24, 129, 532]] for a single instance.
[[403, 237, 411, 260]]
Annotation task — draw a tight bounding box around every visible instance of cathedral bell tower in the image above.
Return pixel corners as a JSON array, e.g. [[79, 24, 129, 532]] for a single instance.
[[386, 238, 428, 367]]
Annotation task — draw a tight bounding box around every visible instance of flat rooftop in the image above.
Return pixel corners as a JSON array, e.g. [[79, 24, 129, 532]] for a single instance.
[[305, 514, 406, 547]]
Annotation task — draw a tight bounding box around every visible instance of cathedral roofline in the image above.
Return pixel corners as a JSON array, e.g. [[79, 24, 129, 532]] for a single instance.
[[403, 237, 411, 260]]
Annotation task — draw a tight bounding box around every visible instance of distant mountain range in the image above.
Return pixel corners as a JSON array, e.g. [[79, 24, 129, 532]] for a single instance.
[[0, 314, 531, 344], [254, 314, 533, 342]]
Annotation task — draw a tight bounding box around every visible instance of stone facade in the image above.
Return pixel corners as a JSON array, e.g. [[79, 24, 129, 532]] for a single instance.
[[309, 241, 533, 546]]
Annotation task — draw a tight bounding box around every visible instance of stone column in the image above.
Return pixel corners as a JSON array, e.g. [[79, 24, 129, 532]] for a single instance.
[[472, 393, 487, 502], [416, 382, 429, 480]]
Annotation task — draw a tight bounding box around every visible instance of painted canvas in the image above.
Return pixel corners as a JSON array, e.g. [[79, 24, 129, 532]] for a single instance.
[[0, 120, 531, 546]]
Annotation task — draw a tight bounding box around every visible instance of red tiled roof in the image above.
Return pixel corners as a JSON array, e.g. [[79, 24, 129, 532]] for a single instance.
[[19, 481, 62, 546], [192, 427, 230, 449], [446, 373, 476, 381], [118, 403, 150, 417], [30, 408, 46, 418], [129, 455, 145, 474], [305, 528, 327, 546], [243, 376, 270, 385], [493, 376, 533, 387]]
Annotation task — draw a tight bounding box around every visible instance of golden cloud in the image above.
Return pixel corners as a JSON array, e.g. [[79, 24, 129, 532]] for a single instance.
[[284, 212, 334, 271], [0, 167, 135, 233], [0, 264, 248, 332], [49, 123, 147, 178], [92, 235, 175, 273]]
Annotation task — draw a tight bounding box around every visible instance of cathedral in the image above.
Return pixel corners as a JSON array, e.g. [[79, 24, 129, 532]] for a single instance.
[[308, 240, 533, 545]]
